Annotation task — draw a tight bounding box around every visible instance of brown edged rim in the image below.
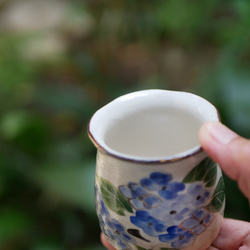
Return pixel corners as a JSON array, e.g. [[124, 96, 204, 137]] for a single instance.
[[87, 91, 221, 164]]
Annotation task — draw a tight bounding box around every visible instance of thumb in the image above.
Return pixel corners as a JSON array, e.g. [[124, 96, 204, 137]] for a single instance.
[[199, 121, 250, 200]]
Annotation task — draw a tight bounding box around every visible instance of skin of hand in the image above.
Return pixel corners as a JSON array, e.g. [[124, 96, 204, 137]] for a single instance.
[[101, 121, 250, 250]]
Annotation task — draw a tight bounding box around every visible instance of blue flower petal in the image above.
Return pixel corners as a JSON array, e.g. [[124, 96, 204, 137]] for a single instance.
[[159, 226, 195, 248], [134, 210, 149, 221], [168, 182, 185, 192], [130, 198, 146, 210], [181, 218, 200, 230], [129, 183, 148, 196], [140, 177, 160, 191], [204, 213, 214, 225], [192, 224, 206, 235], [180, 208, 215, 235], [144, 195, 162, 208], [193, 207, 207, 220], [150, 172, 173, 186], [113, 220, 125, 232], [159, 233, 178, 242], [140, 177, 153, 187], [130, 215, 145, 228], [130, 193, 162, 210], [167, 226, 183, 234], [159, 189, 178, 200], [171, 231, 196, 248], [130, 211, 167, 237], [187, 184, 202, 195], [100, 200, 110, 217], [119, 182, 148, 199], [119, 185, 135, 199]]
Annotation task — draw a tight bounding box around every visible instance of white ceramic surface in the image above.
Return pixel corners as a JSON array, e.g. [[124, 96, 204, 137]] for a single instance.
[[89, 90, 225, 250]]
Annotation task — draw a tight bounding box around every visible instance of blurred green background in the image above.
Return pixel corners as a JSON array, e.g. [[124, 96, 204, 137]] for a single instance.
[[0, 0, 249, 249]]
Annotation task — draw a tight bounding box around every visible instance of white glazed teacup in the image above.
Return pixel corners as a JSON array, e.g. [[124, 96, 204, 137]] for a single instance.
[[88, 90, 225, 250]]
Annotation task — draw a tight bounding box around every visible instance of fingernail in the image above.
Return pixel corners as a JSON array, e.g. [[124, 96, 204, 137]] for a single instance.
[[207, 122, 238, 145]]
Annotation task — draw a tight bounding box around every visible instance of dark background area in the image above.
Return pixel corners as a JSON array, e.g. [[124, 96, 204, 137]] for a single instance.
[[0, 0, 249, 249]]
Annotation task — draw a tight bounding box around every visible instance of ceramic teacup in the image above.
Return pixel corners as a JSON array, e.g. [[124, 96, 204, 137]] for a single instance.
[[88, 90, 225, 250]]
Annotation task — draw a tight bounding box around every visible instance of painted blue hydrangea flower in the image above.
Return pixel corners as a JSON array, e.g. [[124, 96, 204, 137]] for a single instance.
[[150, 199, 192, 226], [159, 226, 196, 249], [141, 172, 185, 200], [130, 210, 168, 237], [180, 207, 215, 235], [96, 185, 136, 249], [95, 185, 111, 232], [96, 171, 217, 250], [119, 182, 162, 210], [176, 183, 210, 208], [104, 218, 136, 249]]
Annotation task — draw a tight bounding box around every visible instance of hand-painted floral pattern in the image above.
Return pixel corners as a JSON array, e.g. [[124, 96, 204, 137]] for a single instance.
[[130, 210, 168, 237], [105, 218, 136, 249], [159, 226, 196, 249], [180, 207, 215, 235], [149, 199, 192, 225], [95, 185, 136, 249], [119, 183, 162, 210], [140, 172, 185, 200], [96, 158, 225, 249]]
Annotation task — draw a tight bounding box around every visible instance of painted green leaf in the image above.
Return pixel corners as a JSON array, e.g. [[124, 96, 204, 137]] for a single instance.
[[98, 176, 133, 216], [206, 176, 225, 213], [183, 158, 217, 187]]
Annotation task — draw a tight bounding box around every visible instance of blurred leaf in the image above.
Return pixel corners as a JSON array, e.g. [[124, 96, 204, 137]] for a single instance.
[[0, 111, 31, 139], [0, 35, 38, 94], [0, 208, 32, 243], [35, 161, 96, 212], [0, 110, 50, 155], [155, 0, 218, 44], [34, 84, 95, 117], [31, 239, 63, 250], [220, 71, 250, 136], [201, 61, 250, 137]]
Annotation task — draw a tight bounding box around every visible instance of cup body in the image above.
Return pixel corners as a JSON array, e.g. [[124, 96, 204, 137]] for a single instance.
[[89, 90, 225, 250]]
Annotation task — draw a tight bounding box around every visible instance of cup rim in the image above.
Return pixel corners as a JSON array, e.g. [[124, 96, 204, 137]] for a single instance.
[[88, 89, 220, 164]]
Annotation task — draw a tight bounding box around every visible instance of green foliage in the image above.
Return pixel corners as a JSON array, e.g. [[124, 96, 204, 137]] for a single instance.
[[207, 177, 225, 213], [0, 208, 32, 244], [97, 176, 133, 216], [183, 158, 217, 188], [35, 161, 96, 213]]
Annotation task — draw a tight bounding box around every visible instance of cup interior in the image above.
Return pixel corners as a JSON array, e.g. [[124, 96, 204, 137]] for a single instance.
[[88, 90, 219, 161], [104, 106, 202, 158]]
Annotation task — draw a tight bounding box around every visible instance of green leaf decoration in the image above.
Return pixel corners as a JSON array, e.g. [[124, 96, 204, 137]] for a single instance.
[[206, 176, 225, 213], [183, 158, 217, 187], [97, 176, 133, 216]]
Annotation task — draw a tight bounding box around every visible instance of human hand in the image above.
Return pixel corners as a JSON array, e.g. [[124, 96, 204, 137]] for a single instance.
[[101, 121, 250, 250], [200, 121, 250, 250]]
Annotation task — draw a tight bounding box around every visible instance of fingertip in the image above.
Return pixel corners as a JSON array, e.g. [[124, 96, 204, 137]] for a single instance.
[[199, 121, 221, 157], [199, 122, 250, 199], [101, 233, 115, 250], [199, 121, 212, 145]]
